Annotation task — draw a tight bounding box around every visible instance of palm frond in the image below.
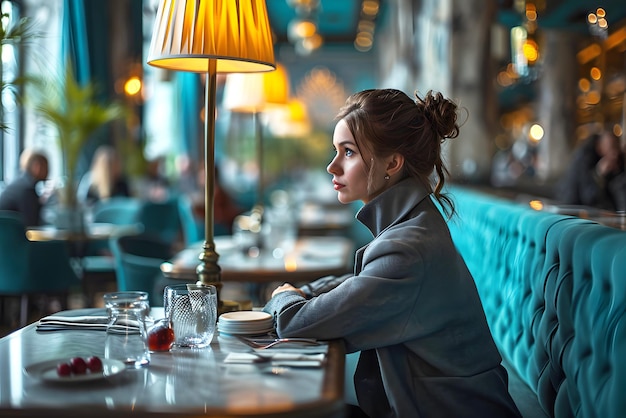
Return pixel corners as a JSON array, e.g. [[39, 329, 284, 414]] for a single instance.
[[0, 14, 41, 44], [29, 65, 128, 206]]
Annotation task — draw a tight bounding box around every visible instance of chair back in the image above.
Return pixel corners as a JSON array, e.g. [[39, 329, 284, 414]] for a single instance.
[[0, 211, 30, 293], [0, 210, 80, 326], [136, 198, 182, 245], [88, 197, 143, 255], [177, 194, 203, 246], [92, 197, 142, 225], [28, 240, 81, 293], [109, 234, 173, 306]]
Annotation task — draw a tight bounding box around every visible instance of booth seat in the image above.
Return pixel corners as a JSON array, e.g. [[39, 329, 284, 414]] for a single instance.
[[446, 186, 626, 418]]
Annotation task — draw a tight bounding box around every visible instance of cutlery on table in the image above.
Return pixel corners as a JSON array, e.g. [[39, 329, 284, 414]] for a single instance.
[[235, 336, 319, 350]]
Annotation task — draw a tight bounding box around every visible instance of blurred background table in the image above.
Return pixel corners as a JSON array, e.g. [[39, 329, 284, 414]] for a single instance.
[[25, 223, 142, 242], [161, 235, 354, 284], [297, 202, 354, 237]]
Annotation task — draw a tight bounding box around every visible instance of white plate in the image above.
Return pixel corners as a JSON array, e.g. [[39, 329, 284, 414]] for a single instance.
[[218, 311, 272, 323], [217, 320, 273, 331], [25, 358, 126, 383], [218, 326, 275, 336], [218, 318, 273, 328], [218, 325, 273, 333]]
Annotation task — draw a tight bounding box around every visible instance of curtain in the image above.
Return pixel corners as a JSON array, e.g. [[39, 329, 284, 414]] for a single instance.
[[61, 0, 90, 85], [176, 72, 202, 161]]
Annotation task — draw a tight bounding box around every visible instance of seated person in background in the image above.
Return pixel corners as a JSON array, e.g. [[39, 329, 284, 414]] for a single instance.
[[609, 137, 626, 212], [554, 130, 625, 211], [86, 145, 131, 204], [194, 165, 243, 235], [143, 156, 171, 202], [0, 150, 49, 226]]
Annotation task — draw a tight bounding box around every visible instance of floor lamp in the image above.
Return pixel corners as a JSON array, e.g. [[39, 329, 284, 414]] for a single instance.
[[222, 64, 290, 247], [147, 0, 275, 303]]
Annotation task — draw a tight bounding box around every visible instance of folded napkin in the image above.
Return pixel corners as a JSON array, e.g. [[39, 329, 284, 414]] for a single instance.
[[224, 352, 326, 367], [37, 315, 138, 332]]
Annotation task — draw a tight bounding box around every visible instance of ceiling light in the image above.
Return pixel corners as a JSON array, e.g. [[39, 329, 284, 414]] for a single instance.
[[288, 18, 317, 42]]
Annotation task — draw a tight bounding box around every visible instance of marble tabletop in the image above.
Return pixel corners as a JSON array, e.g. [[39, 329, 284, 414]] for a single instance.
[[0, 309, 346, 417]]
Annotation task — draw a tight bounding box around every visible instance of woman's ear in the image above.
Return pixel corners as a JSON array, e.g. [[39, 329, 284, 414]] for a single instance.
[[386, 153, 404, 176]]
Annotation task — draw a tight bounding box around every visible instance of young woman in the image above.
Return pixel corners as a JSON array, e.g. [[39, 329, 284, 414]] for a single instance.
[[263, 89, 521, 417], [86, 145, 131, 204]]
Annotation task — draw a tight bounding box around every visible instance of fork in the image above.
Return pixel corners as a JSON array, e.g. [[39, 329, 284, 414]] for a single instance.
[[235, 336, 319, 350]]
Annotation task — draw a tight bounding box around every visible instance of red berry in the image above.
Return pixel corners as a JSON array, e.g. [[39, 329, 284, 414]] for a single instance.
[[56, 362, 72, 377], [70, 357, 87, 374], [148, 322, 175, 351], [86, 356, 103, 372]]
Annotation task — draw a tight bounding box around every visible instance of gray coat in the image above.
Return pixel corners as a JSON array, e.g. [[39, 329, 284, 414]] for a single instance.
[[263, 178, 521, 418]]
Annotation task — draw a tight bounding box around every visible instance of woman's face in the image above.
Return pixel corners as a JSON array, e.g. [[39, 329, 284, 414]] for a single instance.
[[327, 119, 382, 204]]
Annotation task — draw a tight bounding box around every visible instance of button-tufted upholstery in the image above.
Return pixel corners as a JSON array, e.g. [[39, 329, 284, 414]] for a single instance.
[[446, 187, 626, 418]]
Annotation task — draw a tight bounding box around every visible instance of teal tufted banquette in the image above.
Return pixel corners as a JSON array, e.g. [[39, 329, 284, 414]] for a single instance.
[[446, 186, 626, 418]]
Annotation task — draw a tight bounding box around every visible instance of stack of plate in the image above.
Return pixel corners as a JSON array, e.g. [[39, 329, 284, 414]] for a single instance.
[[217, 311, 274, 336]]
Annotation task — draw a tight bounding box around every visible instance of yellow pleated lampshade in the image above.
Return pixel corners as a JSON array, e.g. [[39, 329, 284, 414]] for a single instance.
[[147, 0, 276, 73]]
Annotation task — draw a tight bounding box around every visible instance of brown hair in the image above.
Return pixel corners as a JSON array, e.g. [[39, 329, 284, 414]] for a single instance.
[[335, 89, 460, 217]]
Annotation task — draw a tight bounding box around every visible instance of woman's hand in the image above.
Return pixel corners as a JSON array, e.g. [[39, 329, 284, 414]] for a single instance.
[[272, 283, 305, 298]]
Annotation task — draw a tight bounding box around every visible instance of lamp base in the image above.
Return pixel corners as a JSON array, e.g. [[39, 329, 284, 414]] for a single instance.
[[196, 242, 223, 310]]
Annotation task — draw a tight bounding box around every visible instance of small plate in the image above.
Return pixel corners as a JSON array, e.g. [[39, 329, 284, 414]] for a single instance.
[[218, 326, 275, 336], [218, 311, 272, 322], [25, 358, 126, 383]]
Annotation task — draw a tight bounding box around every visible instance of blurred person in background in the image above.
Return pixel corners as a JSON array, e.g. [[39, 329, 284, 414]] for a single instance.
[[614, 137, 626, 212], [194, 164, 243, 235], [555, 130, 625, 211], [0, 150, 49, 226], [174, 154, 197, 195], [139, 156, 171, 202], [85, 145, 131, 204]]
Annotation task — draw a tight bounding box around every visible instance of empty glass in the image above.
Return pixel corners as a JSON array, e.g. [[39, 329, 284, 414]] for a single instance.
[[164, 284, 217, 349], [103, 291, 150, 368]]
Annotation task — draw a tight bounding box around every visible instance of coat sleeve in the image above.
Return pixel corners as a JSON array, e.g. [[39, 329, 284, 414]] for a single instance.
[[298, 273, 352, 298], [262, 232, 428, 352]]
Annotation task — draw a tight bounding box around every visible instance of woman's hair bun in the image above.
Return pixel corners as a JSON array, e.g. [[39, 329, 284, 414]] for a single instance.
[[415, 91, 459, 141]]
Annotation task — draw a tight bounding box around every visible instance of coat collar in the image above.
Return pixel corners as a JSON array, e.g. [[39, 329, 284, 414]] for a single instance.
[[356, 177, 431, 237]]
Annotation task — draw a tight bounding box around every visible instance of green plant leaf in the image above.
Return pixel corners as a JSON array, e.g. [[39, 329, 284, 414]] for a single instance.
[[28, 65, 128, 206]]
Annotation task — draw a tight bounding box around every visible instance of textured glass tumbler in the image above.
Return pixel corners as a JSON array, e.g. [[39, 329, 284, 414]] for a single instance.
[[164, 284, 217, 348], [103, 291, 150, 368]]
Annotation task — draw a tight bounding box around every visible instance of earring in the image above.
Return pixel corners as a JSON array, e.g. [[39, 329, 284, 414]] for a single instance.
[[384, 174, 390, 180]]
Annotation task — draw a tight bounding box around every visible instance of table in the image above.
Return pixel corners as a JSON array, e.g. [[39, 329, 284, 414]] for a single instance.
[[0, 308, 346, 417], [26, 223, 142, 242], [161, 235, 355, 283], [298, 203, 354, 236]]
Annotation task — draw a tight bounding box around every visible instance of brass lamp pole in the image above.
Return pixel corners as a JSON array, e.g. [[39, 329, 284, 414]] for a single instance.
[[147, 0, 276, 303]]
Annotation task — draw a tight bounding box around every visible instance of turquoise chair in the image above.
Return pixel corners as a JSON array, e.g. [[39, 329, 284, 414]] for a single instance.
[[91, 197, 142, 225], [0, 211, 80, 327], [177, 194, 203, 246], [82, 197, 144, 306], [109, 234, 177, 307], [136, 197, 182, 247], [87, 196, 143, 255]]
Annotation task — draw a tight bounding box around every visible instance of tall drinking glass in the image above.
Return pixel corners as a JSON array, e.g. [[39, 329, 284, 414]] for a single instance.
[[103, 291, 150, 368], [164, 284, 217, 349]]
